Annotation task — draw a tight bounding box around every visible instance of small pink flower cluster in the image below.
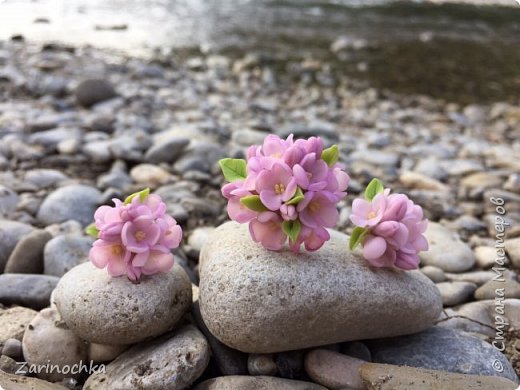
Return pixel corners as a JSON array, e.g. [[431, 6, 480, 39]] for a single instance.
[[350, 182, 428, 270], [221, 134, 349, 252], [88, 190, 182, 281]]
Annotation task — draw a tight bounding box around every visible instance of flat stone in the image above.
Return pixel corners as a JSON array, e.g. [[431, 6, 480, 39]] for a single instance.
[[22, 307, 88, 381], [54, 262, 192, 344], [474, 272, 520, 300], [43, 234, 92, 277], [130, 163, 172, 187], [420, 222, 475, 272], [0, 220, 34, 272], [436, 281, 477, 306], [37, 185, 101, 227], [420, 265, 446, 283], [399, 171, 449, 192], [194, 376, 328, 390], [83, 325, 210, 390], [445, 270, 496, 286], [359, 362, 518, 390], [436, 300, 495, 337], [75, 78, 117, 108], [0, 274, 59, 310], [0, 306, 37, 345], [474, 246, 506, 269], [367, 326, 518, 382], [0, 370, 69, 390], [199, 222, 442, 353], [5, 230, 52, 274], [304, 349, 365, 389]]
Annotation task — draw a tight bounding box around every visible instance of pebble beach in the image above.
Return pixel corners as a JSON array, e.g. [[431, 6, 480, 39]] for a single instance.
[[0, 12, 520, 388]]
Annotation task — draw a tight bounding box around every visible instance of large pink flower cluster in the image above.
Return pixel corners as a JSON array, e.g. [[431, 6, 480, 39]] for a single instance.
[[88, 191, 182, 281], [221, 134, 349, 252], [350, 184, 428, 270]]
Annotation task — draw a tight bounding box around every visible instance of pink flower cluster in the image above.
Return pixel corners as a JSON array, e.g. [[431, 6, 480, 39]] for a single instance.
[[350, 188, 428, 270], [221, 134, 349, 252], [89, 192, 182, 281]]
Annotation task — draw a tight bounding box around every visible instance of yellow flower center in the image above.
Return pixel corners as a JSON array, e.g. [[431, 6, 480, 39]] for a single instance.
[[309, 201, 320, 213], [135, 230, 146, 241], [274, 183, 285, 195], [111, 245, 123, 256], [368, 211, 377, 219]]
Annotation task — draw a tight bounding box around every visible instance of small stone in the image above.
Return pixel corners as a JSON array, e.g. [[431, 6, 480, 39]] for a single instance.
[[43, 235, 92, 277], [194, 376, 328, 390], [0, 306, 37, 345], [506, 238, 520, 268], [0, 274, 59, 310], [4, 230, 52, 274], [248, 354, 278, 376], [445, 270, 496, 286], [420, 265, 446, 283], [144, 137, 190, 164], [0, 370, 69, 389], [88, 343, 127, 363], [367, 326, 518, 382], [37, 185, 101, 227], [474, 272, 520, 300], [54, 262, 192, 344], [130, 164, 172, 187], [436, 300, 494, 337], [200, 222, 442, 353], [24, 169, 68, 189], [0, 185, 18, 217], [84, 325, 210, 390], [474, 246, 506, 269], [0, 355, 18, 374], [2, 338, 23, 360], [22, 307, 88, 381], [420, 222, 475, 272], [304, 349, 365, 390], [75, 79, 117, 108], [188, 227, 216, 253], [399, 171, 449, 192], [0, 220, 34, 273], [359, 362, 518, 390], [436, 281, 477, 306]]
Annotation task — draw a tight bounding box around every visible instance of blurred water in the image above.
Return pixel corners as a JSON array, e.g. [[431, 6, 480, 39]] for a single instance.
[[1, 0, 520, 102]]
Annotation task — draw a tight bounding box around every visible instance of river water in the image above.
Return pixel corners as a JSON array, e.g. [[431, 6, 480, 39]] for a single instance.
[[1, 0, 520, 103]]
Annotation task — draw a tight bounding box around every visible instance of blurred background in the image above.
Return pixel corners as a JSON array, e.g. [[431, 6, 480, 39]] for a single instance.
[[1, 0, 520, 104]]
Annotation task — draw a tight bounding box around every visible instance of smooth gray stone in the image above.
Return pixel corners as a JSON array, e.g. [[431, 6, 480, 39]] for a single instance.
[[5, 229, 52, 274], [0, 220, 34, 273], [0, 274, 59, 310]]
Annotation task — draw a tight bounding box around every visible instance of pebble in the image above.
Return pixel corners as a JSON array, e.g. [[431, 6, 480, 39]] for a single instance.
[[0, 220, 34, 272], [24, 169, 68, 189], [43, 235, 92, 276], [474, 245, 507, 269], [22, 307, 88, 381], [54, 262, 192, 344], [4, 229, 52, 274], [506, 238, 520, 268], [0, 185, 18, 217], [145, 137, 190, 164], [88, 343, 127, 363], [129, 163, 172, 187], [474, 271, 520, 300], [199, 222, 442, 353], [0, 306, 37, 345], [304, 349, 365, 389], [0, 370, 70, 389], [420, 265, 446, 283], [188, 227, 216, 253], [399, 171, 449, 192], [367, 326, 518, 382], [0, 355, 18, 374], [359, 362, 519, 390], [436, 281, 477, 306], [248, 354, 278, 376], [420, 222, 476, 272], [0, 274, 59, 310], [75, 79, 117, 108], [445, 270, 496, 286], [37, 185, 101, 226], [84, 325, 210, 390], [194, 376, 328, 390], [436, 300, 495, 337], [2, 338, 23, 361]]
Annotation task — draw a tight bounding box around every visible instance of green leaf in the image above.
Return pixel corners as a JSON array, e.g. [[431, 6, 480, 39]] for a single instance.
[[364, 178, 384, 201], [321, 145, 339, 167], [124, 188, 150, 205], [286, 187, 304, 205], [282, 220, 302, 244], [349, 226, 369, 250], [85, 223, 99, 238], [240, 195, 268, 212], [218, 158, 247, 182]]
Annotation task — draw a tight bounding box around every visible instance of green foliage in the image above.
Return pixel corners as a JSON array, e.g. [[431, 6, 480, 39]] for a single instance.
[[218, 158, 247, 182]]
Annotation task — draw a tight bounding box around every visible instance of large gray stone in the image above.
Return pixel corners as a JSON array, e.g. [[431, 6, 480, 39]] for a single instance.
[[43, 234, 92, 277], [0, 274, 59, 310], [420, 222, 475, 272], [367, 326, 518, 382], [84, 325, 210, 390], [54, 262, 192, 344], [37, 185, 101, 226], [0, 220, 34, 272], [199, 222, 442, 353], [195, 376, 327, 390]]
